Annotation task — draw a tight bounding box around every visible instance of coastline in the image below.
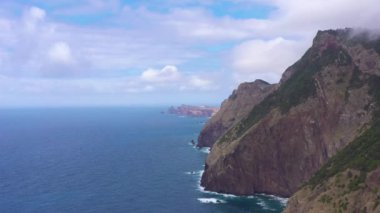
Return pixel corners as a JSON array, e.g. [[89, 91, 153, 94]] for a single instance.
[[196, 169, 288, 206], [190, 142, 288, 208]]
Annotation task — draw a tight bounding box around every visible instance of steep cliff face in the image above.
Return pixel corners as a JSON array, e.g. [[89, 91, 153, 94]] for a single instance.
[[200, 29, 380, 198], [285, 73, 380, 212], [197, 80, 277, 147]]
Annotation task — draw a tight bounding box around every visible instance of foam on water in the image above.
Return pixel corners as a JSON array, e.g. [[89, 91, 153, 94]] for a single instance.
[[197, 198, 226, 204], [198, 186, 238, 198], [198, 147, 210, 154], [257, 194, 289, 207], [185, 170, 202, 175], [256, 197, 277, 211], [196, 170, 237, 198], [197, 169, 288, 206], [188, 142, 211, 154]]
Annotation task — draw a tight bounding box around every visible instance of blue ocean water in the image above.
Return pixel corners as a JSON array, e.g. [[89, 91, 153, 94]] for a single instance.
[[0, 107, 286, 213]]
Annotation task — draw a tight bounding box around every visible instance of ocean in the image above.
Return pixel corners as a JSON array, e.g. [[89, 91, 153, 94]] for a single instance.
[[0, 107, 286, 213]]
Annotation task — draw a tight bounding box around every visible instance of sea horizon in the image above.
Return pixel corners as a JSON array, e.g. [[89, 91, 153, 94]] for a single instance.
[[0, 107, 286, 212]]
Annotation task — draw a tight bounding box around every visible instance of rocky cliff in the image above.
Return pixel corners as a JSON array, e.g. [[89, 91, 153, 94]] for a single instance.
[[285, 70, 380, 212], [200, 28, 380, 200], [197, 80, 277, 147]]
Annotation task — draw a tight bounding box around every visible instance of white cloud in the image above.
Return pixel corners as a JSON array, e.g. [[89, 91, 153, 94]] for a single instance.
[[115, 0, 380, 84], [29, 6, 46, 20], [163, 9, 251, 41], [231, 37, 308, 83], [275, 0, 380, 30], [226, 0, 380, 83], [1, 1, 380, 106], [139, 65, 218, 91], [244, 0, 380, 38], [143, 85, 155, 92], [23, 6, 46, 32], [48, 42, 75, 64], [141, 65, 181, 82], [0, 6, 203, 78], [189, 76, 214, 89]]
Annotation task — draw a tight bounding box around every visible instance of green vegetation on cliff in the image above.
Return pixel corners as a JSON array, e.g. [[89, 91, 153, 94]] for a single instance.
[[219, 45, 352, 144], [308, 75, 380, 188], [288, 75, 380, 212]]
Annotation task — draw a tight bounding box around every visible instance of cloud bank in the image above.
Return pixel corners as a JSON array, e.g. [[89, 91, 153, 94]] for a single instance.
[[0, 0, 379, 106]]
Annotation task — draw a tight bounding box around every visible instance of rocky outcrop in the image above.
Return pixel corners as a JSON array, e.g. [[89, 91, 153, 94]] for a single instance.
[[197, 80, 277, 147], [200, 29, 380, 198]]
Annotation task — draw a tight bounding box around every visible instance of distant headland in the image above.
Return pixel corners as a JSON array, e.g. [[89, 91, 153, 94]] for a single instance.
[[167, 105, 219, 117]]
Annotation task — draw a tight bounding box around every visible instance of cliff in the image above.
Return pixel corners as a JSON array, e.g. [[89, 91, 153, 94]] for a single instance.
[[197, 80, 277, 147], [167, 105, 219, 117], [285, 75, 380, 212], [200, 28, 380, 200]]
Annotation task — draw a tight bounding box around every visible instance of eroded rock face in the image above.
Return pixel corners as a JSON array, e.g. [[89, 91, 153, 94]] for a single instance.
[[197, 80, 277, 148], [200, 29, 380, 197]]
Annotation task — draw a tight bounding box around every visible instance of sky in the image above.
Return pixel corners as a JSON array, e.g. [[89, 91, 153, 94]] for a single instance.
[[0, 0, 379, 107]]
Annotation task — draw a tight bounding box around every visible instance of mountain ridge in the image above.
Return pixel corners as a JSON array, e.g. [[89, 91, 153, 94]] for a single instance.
[[199, 28, 380, 205], [197, 79, 277, 147]]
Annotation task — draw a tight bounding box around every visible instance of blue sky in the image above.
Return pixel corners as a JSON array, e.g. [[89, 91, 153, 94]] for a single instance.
[[0, 0, 379, 107]]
